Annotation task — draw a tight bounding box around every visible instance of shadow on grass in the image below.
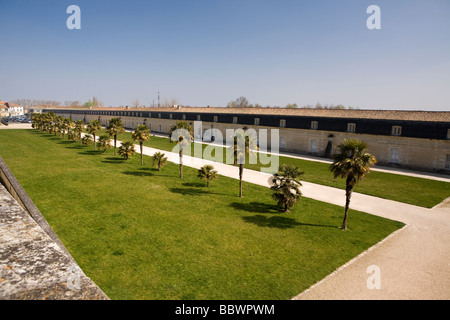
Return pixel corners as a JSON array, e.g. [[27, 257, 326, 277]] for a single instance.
[[122, 170, 154, 177], [230, 201, 280, 214], [79, 150, 104, 156], [101, 157, 126, 164], [242, 215, 301, 229], [241, 215, 337, 229], [182, 182, 207, 188], [169, 187, 215, 196]]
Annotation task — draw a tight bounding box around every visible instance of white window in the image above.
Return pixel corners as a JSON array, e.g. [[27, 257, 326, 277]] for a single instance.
[[280, 137, 286, 149], [169, 114, 173, 119], [280, 119, 286, 128], [446, 155, 450, 170], [311, 121, 318, 130], [197, 115, 201, 121], [182, 114, 186, 120], [158, 113, 161, 118], [392, 126, 402, 136], [347, 123, 356, 133], [233, 117, 238, 124], [310, 140, 317, 153], [158, 124, 162, 132], [390, 148, 399, 163], [213, 116, 218, 122], [254, 118, 260, 125]]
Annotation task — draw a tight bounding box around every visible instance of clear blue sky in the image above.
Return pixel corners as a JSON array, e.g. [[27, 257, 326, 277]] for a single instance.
[[1, 0, 449, 110]]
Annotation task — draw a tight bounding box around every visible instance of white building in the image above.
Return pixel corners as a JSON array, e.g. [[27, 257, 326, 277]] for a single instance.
[[0, 101, 24, 117]]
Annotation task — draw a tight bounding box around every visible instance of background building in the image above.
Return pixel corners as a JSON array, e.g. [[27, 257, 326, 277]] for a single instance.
[[44, 106, 450, 173]]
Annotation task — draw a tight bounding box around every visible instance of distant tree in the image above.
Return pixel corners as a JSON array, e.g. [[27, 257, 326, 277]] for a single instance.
[[118, 141, 136, 160], [132, 125, 151, 165], [330, 139, 377, 230], [152, 152, 168, 171], [227, 96, 249, 108], [285, 103, 298, 109], [197, 165, 218, 187], [269, 164, 303, 212], [86, 119, 102, 150], [169, 120, 193, 178], [132, 99, 140, 108]]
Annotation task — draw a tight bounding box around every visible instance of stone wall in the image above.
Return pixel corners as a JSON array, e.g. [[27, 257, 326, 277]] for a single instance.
[[0, 156, 108, 300]]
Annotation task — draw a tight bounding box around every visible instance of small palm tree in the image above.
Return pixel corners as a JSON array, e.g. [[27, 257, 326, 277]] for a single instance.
[[132, 125, 151, 165], [81, 134, 93, 146], [169, 121, 193, 178], [74, 120, 85, 144], [230, 128, 259, 197], [97, 134, 112, 153], [87, 120, 102, 150], [55, 116, 65, 137], [64, 117, 75, 139], [152, 152, 168, 171], [197, 165, 218, 187], [269, 164, 303, 212], [67, 128, 78, 142], [31, 113, 42, 130], [118, 141, 136, 160], [106, 118, 125, 156], [330, 139, 377, 230]]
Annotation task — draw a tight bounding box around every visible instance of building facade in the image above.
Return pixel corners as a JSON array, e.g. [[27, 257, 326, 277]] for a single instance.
[[44, 107, 450, 173]]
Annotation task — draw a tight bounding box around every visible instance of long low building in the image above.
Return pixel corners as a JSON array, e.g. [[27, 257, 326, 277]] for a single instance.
[[44, 106, 450, 173]]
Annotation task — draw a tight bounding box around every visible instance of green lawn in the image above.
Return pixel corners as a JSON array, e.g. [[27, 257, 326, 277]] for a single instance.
[[114, 131, 450, 208], [0, 130, 404, 299]]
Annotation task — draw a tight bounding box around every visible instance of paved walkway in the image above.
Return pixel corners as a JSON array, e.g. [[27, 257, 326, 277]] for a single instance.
[[133, 141, 450, 300]]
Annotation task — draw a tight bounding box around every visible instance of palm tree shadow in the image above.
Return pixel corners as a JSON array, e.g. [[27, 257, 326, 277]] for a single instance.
[[241, 215, 338, 230], [122, 170, 154, 177], [242, 215, 301, 229], [101, 157, 126, 164], [230, 201, 280, 214], [169, 187, 217, 196], [182, 182, 206, 188], [79, 150, 103, 156]]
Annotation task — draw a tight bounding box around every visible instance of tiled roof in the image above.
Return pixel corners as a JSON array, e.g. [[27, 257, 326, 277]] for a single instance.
[[46, 106, 450, 122]]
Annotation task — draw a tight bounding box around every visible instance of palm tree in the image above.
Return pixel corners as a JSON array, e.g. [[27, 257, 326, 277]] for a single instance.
[[197, 165, 218, 187], [97, 134, 112, 153], [31, 113, 42, 130], [74, 120, 85, 144], [132, 125, 151, 165], [118, 141, 135, 160], [64, 117, 75, 139], [106, 118, 125, 156], [330, 139, 377, 230], [169, 121, 193, 178], [81, 134, 93, 146], [152, 152, 168, 171], [55, 116, 65, 137], [230, 128, 259, 197], [87, 119, 102, 150], [269, 164, 303, 212]]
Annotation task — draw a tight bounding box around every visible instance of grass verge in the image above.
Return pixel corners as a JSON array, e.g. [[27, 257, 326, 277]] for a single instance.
[[0, 129, 404, 299]]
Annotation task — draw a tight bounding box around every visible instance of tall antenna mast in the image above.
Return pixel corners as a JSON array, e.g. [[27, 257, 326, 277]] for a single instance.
[[158, 91, 160, 108]]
